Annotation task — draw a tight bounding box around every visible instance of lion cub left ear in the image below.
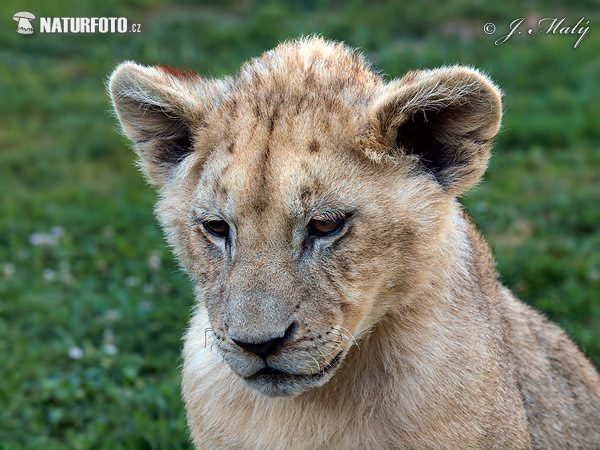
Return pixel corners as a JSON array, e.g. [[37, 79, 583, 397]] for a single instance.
[[108, 62, 226, 186], [370, 66, 503, 196]]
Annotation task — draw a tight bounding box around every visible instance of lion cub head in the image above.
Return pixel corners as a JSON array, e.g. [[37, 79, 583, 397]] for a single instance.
[[109, 38, 502, 397]]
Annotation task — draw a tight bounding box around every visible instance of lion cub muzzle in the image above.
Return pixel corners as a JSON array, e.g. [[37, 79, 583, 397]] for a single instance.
[[207, 284, 346, 397]]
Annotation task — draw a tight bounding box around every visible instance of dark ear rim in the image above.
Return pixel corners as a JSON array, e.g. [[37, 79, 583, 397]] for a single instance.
[[369, 66, 503, 195]]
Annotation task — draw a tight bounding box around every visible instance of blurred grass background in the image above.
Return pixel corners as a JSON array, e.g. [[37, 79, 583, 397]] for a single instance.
[[0, 0, 598, 447]]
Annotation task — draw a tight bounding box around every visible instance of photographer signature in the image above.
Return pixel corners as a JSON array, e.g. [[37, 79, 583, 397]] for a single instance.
[[495, 17, 590, 48]]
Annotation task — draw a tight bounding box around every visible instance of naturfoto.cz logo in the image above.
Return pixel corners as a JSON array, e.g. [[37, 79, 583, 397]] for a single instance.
[[13, 11, 141, 35]]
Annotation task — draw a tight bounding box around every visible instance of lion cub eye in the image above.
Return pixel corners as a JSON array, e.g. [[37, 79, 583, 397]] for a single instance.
[[203, 220, 230, 238], [308, 218, 344, 238]]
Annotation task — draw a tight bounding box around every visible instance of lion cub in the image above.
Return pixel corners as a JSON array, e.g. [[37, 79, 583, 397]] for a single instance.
[[109, 38, 600, 448]]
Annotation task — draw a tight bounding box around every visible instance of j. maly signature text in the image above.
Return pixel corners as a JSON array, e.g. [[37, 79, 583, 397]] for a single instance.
[[496, 17, 590, 48]]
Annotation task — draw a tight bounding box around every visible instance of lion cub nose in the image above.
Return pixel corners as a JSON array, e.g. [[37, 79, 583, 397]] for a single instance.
[[231, 322, 297, 358]]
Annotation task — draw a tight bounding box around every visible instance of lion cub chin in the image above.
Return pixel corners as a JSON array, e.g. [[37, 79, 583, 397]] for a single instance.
[[109, 37, 600, 448]]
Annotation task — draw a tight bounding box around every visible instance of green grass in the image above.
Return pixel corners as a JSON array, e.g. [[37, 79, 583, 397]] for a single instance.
[[1, 0, 598, 447]]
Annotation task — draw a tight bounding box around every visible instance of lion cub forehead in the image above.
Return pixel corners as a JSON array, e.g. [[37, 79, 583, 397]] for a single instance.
[[193, 138, 365, 224], [187, 39, 386, 221]]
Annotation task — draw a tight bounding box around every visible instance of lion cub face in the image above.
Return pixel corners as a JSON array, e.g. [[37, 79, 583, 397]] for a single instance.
[[177, 121, 438, 397], [109, 38, 502, 396]]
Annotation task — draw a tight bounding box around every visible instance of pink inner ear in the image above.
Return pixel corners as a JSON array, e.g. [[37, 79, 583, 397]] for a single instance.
[[158, 65, 199, 80]]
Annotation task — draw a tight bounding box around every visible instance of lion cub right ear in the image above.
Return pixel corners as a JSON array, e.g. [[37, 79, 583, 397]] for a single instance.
[[369, 66, 503, 196], [108, 62, 226, 186]]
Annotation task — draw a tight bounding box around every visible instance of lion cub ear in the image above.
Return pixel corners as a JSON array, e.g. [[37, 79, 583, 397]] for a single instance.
[[108, 62, 225, 186], [369, 66, 503, 196]]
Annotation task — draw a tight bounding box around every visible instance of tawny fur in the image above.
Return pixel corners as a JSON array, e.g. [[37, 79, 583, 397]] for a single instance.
[[109, 37, 600, 449]]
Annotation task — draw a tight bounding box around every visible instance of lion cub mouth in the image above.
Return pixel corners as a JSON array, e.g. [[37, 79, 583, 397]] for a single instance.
[[243, 351, 344, 396], [253, 351, 343, 379]]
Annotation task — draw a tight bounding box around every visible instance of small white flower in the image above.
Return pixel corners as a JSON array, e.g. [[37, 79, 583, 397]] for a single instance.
[[148, 252, 162, 271], [50, 226, 64, 239], [59, 262, 74, 285], [68, 346, 84, 360], [30, 233, 50, 246], [43, 268, 56, 282], [102, 329, 118, 355], [105, 309, 121, 321], [29, 227, 64, 247], [29, 233, 42, 246], [103, 344, 118, 355], [2, 263, 15, 279], [102, 226, 115, 240], [125, 276, 140, 287]]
